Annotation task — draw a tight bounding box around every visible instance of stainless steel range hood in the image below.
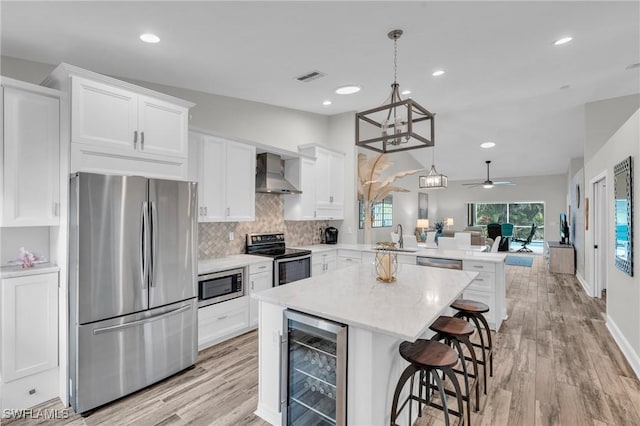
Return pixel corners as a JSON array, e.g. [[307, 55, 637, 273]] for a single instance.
[[255, 153, 302, 194]]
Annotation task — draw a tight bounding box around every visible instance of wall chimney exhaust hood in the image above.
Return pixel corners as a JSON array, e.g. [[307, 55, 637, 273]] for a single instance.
[[255, 153, 302, 194]]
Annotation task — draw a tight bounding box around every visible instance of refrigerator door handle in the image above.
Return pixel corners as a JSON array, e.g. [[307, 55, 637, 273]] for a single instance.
[[149, 201, 159, 286], [141, 202, 149, 289], [92, 305, 191, 335]]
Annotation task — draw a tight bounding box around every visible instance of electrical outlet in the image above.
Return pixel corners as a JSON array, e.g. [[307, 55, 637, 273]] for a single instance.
[[229, 232, 234, 241]]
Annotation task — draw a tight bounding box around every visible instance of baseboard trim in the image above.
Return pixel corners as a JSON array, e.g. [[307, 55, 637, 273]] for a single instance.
[[606, 315, 640, 379], [255, 403, 281, 425], [575, 271, 592, 297]]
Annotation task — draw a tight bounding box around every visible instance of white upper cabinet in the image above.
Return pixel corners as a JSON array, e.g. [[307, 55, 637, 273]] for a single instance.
[[1, 80, 60, 227], [44, 64, 194, 180], [189, 131, 255, 222], [298, 145, 345, 220], [137, 94, 188, 157], [283, 157, 316, 220], [71, 76, 137, 151], [72, 77, 188, 158]]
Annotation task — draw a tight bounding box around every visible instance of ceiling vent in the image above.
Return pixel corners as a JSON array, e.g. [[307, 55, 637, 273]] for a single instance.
[[295, 70, 326, 83]]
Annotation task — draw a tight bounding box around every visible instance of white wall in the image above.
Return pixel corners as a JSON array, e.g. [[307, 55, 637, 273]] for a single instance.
[[427, 174, 567, 242], [0, 227, 50, 265], [585, 94, 640, 160], [567, 157, 585, 280], [584, 107, 640, 375]]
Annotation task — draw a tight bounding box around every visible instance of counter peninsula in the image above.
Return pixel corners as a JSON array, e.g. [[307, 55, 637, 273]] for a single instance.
[[253, 263, 478, 425]]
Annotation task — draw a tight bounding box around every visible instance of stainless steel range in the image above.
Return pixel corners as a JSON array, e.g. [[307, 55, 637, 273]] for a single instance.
[[246, 233, 312, 286]]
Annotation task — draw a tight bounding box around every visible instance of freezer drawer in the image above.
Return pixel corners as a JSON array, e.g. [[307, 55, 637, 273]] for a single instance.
[[70, 299, 197, 413]]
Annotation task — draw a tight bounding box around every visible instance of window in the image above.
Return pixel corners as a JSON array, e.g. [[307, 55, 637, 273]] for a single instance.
[[359, 196, 393, 229], [470, 202, 544, 240]]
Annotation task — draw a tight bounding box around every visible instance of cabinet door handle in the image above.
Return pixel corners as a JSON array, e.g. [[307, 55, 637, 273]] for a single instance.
[[475, 278, 484, 282], [473, 265, 483, 269], [346, 258, 352, 262], [330, 195, 334, 203], [314, 210, 317, 218], [251, 280, 255, 290], [141, 131, 145, 150], [53, 202, 59, 216], [205, 206, 208, 216], [217, 315, 228, 321], [259, 265, 267, 270], [133, 130, 138, 149], [226, 207, 230, 216]]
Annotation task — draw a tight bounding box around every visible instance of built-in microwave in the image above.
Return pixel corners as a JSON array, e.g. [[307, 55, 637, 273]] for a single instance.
[[198, 268, 244, 308]]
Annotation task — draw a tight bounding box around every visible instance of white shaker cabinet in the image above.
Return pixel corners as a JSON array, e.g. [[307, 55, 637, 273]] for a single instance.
[[312, 250, 337, 276], [0, 79, 60, 227], [248, 262, 273, 327], [189, 131, 255, 222], [283, 156, 316, 220], [1, 270, 59, 412], [71, 77, 188, 158], [43, 64, 194, 180], [298, 144, 345, 220]]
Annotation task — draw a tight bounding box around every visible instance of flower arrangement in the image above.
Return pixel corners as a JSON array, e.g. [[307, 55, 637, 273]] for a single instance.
[[434, 221, 444, 232]]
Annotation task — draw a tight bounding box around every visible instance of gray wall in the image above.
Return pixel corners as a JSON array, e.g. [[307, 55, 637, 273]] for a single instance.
[[585, 94, 640, 160], [567, 157, 585, 279], [584, 101, 640, 372]]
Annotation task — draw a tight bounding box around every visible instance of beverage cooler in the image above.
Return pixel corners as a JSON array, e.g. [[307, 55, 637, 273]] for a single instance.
[[281, 310, 347, 425]]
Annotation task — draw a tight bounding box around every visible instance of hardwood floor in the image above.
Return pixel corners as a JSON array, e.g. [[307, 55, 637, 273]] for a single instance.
[[5, 255, 639, 425]]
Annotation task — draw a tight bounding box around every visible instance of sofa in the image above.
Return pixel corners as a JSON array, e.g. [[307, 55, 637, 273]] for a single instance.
[[415, 226, 490, 247]]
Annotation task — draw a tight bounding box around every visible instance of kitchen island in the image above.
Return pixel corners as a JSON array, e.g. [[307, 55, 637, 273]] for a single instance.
[[253, 263, 478, 425]]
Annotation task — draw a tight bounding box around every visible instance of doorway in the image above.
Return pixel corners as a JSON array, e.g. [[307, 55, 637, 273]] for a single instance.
[[593, 176, 607, 300]]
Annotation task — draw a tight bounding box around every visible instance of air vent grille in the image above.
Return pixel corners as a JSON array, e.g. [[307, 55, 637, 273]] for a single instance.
[[295, 70, 326, 83]]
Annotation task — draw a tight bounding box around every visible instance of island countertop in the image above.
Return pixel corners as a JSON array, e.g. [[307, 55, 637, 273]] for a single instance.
[[253, 264, 478, 341]]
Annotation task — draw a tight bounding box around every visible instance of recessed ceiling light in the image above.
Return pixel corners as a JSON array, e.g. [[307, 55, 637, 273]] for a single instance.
[[140, 33, 160, 43], [480, 142, 496, 149], [322, 100, 332, 106], [554, 36, 573, 46], [432, 70, 445, 77], [335, 85, 361, 95], [401, 90, 411, 95]]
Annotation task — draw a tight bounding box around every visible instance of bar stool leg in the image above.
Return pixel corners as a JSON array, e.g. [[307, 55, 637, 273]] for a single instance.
[[432, 370, 451, 426], [476, 313, 494, 377], [450, 338, 471, 426], [390, 365, 418, 426], [455, 312, 489, 395], [460, 335, 480, 412]]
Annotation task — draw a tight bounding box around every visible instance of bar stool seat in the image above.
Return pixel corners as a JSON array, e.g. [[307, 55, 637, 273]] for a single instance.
[[429, 316, 480, 426], [391, 340, 464, 426], [451, 299, 493, 396]]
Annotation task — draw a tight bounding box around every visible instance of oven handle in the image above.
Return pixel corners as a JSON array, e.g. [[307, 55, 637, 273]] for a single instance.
[[274, 254, 312, 265]]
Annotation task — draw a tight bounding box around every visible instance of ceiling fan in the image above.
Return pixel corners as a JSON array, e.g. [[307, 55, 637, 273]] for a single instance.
[[462, 160, 515, 188]]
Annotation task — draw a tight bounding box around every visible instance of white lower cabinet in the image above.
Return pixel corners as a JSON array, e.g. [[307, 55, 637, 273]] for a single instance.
[[249, 262, 273, 327], [462, 259, 504, 330], [1, 271, 59, 411], [312, 250, 337, 276], [337, 249, 361, 269], [198, 296, 249, 351]]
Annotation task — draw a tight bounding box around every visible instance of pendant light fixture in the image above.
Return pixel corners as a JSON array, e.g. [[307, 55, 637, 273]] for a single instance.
[[356, 29, 435, 154], [419, 146, 448, 189]]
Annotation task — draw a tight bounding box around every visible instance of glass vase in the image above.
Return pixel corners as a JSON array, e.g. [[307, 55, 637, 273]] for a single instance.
[[375, 248, 398, 282]]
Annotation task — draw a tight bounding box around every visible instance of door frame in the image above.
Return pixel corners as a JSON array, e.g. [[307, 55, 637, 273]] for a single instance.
[[590, 170, 609, 299]]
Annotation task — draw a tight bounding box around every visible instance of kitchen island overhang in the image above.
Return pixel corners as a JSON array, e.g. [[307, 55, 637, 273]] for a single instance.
[[253, 264, 479, 425]]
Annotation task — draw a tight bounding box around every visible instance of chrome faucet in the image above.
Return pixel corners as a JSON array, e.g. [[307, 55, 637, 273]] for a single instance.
[[395, 224, 404, 249]]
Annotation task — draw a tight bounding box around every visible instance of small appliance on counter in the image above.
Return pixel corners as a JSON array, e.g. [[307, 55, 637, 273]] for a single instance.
[[324, 227, 339, 244]]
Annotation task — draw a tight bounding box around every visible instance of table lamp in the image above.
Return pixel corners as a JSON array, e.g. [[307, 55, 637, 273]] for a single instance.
[[445, 217, 454, 230], [417, 219, 429, 241]]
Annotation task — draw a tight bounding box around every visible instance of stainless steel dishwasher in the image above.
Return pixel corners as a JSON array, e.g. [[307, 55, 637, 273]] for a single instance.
[[416, 256, 463, 270]]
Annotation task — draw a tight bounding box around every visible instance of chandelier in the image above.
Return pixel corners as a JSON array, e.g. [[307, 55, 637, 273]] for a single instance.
[[356, 29, 435, 154], [419, 146, 448, 189]]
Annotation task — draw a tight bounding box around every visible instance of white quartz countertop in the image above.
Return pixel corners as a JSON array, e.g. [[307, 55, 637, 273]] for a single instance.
[[0, 263, 60, 279], [198, 254, 271, 275], [254, 264, 478, 341], [292, 243, 507, 263]]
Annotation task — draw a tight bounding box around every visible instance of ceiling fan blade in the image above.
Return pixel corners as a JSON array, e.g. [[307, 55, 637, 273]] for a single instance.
[[493, 181, 515, 186], [462, 182, 483, 188]]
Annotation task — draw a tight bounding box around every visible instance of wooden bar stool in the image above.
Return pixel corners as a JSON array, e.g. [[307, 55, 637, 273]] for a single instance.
[[428, 316, 480, 426], [390, 339, 464, 426], [451, 299, 493, 395]]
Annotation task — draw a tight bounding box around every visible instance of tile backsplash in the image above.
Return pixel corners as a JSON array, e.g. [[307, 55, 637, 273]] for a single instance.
[[198, 193, 328, 259]]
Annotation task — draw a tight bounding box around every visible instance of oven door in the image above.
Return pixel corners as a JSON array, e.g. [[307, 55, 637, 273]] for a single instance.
[[274, 255, 311, 286]]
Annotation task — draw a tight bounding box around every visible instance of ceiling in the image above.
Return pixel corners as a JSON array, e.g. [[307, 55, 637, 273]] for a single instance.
[[1, 1, 639, 180]]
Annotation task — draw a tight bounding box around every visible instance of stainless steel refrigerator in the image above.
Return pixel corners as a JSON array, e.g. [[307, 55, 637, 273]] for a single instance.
[[68, 172, 198, 414]]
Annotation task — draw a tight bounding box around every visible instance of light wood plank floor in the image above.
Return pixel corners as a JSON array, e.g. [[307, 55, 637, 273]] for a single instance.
[[5, 255, 639, 425]]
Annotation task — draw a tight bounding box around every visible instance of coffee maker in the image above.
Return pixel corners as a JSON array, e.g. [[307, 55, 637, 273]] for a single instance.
[[324, 227, 339, 244]]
